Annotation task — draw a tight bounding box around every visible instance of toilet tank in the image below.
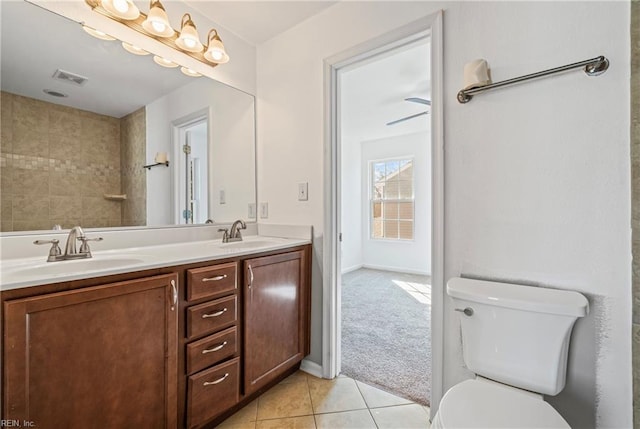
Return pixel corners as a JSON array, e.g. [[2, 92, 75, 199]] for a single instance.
[[447, 277, 589, 396]]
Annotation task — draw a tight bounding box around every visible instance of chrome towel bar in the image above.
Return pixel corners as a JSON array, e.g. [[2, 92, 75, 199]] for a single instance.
[[457, 55, 609, 104]]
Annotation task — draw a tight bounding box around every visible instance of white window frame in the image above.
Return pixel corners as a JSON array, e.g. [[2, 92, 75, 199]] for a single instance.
[[369, 157, 415, 241]]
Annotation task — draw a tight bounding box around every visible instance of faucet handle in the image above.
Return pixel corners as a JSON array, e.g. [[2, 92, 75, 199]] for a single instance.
[[78, 236, 103, 254], [218, 228, 229, 242], [34, 239, 62, 261]]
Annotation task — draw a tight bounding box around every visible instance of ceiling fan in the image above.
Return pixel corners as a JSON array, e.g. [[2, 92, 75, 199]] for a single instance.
[[386, 97, 431, 126]]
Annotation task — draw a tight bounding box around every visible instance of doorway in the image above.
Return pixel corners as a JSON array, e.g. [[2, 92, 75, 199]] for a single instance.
[[322, 11, 444, 418], [338, 38, 432, 405], [172, 111, 210, 225]]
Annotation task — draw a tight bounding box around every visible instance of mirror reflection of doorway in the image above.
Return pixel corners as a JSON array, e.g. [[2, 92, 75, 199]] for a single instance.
[[177, 118, 209, 224]]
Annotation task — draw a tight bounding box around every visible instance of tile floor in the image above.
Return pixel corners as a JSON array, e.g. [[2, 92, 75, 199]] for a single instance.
[[218, 371, 431, 429]]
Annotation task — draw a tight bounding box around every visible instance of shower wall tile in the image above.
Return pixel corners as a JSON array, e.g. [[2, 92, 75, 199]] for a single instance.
[[0, 91, 128, 231], [120, 107, 146, 227]]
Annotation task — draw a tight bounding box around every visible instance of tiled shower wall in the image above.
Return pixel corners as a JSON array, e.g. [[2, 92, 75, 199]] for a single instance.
[[632, 1, 639, 426], [0, 91, 145, 232], [121, 107, 146, 227]]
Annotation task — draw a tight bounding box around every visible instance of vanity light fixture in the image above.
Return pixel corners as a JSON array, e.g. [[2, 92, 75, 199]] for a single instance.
[[153, 55, 178, 68], [141, 0, 174, 38], [85, 0, 230, 69], [82, 25, 116, 41], [175, 14, 203, 53], [203, 30, 229, 64], [101, 0, 139, 20], [122, 42, 149, 56], [180, 66, 202, 77]]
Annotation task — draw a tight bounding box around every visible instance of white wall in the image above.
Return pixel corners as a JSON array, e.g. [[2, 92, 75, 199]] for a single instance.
[[256, 2, 631, 427], [360, 133, 431, 275], [340, 135, 363, 273], [146, 78, 255, 225]]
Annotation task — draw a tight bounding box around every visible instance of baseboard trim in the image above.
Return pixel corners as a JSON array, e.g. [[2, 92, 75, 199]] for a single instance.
[[300, 359, 324, 378], [362, 264, 430, 276], [341, 264, 363, 275]]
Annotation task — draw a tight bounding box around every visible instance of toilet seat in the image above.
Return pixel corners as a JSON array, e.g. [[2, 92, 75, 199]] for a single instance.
[[433, 378, 570, 429]]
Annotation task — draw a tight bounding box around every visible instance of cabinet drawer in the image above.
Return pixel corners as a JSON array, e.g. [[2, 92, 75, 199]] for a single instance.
[[186, 326, 238, 375], [187, 295, 237, 340], [187, 357, 239, 429], [187, 262, 237, 302]]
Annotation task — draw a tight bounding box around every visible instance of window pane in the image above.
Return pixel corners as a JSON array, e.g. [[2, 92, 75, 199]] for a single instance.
[[372, 201, 382, 219], [384, 202, 398, 220], [398, 180, 413, 199], [385, 160, 400, 180], [372, 219, 383, 238], [399, 160, 413, 180], [384, 183, 399, 199], [398, 202, 414, 220], [373, 162, 386, 182], [384, 220, 399, 238], [399, 221, 413, 239]]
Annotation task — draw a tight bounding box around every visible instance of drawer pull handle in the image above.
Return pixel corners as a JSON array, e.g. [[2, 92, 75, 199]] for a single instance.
[[202, 274, 227, 282], [204, 373, 229, 386], [202, 308, 227, 318], [202, 341, 227, 354], [170, 280, 178, 311]]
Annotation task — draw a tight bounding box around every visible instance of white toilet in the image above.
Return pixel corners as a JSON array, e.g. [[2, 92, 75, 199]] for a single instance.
[[432, 277, 589, 429]]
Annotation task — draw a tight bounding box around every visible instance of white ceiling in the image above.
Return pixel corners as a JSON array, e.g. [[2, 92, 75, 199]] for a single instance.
[[184, 1, 337, 45], [341, 39, 431, 143], [1, 1, 196, 118]]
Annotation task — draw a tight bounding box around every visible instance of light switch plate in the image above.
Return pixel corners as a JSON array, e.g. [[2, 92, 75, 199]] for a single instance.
[[248, 203, 256, 219], [260, 202, 268, 219], [298, 182, 308, 201], [219, 190, 226, 204]]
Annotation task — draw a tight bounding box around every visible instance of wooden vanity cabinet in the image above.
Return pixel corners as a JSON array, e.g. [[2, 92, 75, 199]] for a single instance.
[[184, 262, 240, 429], [243, 249, 311, 395], [2, 273, 179, 429]]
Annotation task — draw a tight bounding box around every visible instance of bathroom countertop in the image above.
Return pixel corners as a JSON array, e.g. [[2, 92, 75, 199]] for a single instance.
[[0, 235, 311, 291]]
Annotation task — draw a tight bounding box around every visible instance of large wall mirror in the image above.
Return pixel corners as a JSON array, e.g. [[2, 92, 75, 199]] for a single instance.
[[0, 0, 256, 233]]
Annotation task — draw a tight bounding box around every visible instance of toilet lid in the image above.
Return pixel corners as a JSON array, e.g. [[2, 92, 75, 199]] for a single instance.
[[437, 379, 570, 428]]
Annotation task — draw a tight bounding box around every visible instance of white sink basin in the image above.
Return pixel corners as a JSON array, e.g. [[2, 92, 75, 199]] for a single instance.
[[7, 257, 146, 278]]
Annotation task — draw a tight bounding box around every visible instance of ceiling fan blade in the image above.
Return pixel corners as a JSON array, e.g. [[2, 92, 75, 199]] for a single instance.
[[405, 97, 431, 106], [386, 111, 429, 126]]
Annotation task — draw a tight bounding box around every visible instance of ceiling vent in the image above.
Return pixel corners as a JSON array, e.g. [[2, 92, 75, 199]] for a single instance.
[[52, 69, 89, 86]]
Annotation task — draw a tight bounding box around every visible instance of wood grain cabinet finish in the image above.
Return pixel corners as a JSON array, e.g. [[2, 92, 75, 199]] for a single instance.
[[2, 273, 179, 429], [186, 326, 238, 375], [187, 357, 240, 429], [186, 295, 237, 340], [186, 262, 237, 302], [243, 250, 310, 395]]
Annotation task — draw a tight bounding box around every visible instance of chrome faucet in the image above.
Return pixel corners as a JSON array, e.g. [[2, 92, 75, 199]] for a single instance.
[[34, 226, 103, 262], [219, 220, 247, 243]]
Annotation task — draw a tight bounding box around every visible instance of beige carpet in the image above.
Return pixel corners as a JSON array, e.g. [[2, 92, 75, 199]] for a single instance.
[[341, 268, 431, 406]]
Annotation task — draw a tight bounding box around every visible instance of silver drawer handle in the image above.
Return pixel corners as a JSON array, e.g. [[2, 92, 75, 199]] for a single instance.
[[203, 373, 229, 386], [202, 308, 227, 318], [202, 274, 227, 282], [202, 341, 227, 354], [455, 307, 474, 316]]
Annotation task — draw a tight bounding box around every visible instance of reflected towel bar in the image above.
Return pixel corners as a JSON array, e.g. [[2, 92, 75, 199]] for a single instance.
[[457, 55, 609, 104]]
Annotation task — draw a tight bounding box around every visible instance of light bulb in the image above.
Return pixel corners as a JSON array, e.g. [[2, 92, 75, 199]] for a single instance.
[[151, 20, 166, 33], [113, 0, 129, 13], [184, 38, 196, 48], [210, 50, 223, 61]]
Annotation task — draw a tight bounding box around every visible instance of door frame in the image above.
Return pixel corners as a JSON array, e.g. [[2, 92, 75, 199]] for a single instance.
[[322, 11, 444, 416]]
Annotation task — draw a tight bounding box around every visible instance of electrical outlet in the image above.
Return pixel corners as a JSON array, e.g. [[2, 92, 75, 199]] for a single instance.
[[260, 202, 268, 219], [298, 182, 308, 201], [248, 203, 256, 219]]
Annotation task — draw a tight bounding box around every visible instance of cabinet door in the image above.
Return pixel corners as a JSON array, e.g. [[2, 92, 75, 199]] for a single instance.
[[3, 274, 179, 429], [244, 250, 308, 395]]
